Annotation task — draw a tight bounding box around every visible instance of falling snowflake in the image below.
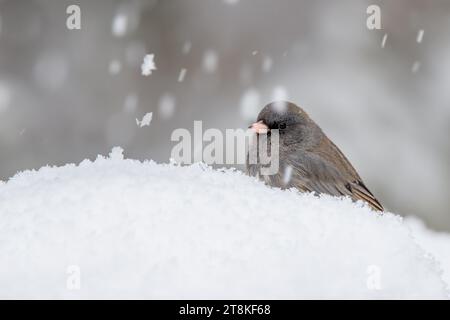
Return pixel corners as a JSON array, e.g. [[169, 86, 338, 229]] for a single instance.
[[240, 88, 260, 121], [178, 68, 187, 82], [111, 4, 140, 38], [412, 61, 421, 74], [272, 86, 289, 113], [202, 50, 218, 74], [417, 29, 424, 43], [381, 33, 388, 48], [141, 54, 156, 76], [136, 112, 153, 127], [112, 13, 128, 37], [272, 86, 288, 101], [108, 60, 122, 75], [223, 0, 240, 5], [283, 165, 293, 186]]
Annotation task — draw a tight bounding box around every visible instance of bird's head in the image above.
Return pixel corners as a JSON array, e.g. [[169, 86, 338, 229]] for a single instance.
[[249, 101, 313, 146]]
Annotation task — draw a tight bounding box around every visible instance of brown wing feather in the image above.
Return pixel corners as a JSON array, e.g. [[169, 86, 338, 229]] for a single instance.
[[286, 151, 384, 211], [347, 181, 384, 211]]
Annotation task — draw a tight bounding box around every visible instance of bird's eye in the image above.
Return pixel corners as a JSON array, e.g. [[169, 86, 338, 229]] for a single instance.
[[279, 123, 287, 130]]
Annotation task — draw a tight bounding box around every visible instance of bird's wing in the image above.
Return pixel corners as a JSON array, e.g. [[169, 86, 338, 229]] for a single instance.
[[287, 151, 384, 211]]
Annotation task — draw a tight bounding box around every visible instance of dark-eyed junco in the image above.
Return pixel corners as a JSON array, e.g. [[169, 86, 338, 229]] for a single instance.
[[246, 101, 384, 211]]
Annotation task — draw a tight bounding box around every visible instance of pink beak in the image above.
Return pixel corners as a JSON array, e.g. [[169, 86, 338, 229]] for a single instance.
[[249, 120, 269, 134]]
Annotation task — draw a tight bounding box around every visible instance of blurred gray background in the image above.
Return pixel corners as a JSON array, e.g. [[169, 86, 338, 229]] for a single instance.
[[0, 0, 449, 231]]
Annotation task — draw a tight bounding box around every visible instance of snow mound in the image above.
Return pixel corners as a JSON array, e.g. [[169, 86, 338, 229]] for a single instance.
[[406, 217, 450, 289], [0, 147, 448, 299]]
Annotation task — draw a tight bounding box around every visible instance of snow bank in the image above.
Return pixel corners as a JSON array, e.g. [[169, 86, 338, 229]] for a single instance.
[[0, 148, 448, 299], [406, 218, 450, 290]]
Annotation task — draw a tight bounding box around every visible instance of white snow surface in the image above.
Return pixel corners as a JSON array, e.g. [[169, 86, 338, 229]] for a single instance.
[[406, 217, 450, 290], [0, 147, 448, 299]]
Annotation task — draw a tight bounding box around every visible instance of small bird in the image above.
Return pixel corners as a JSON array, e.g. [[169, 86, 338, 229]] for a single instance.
[[246, 101, 384, 211]]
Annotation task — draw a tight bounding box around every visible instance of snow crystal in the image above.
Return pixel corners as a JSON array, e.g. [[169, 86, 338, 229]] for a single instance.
[[272, 86, 288, 101], [223, 0, 240, 5], [202, 50, 218, 74], [109, 146, 125, 160], [381, 33, 388, 48], [240, 88, 261, 121], [141, 54, 156, 76], [108, 60, 122, 75], [136, 112, 153, 127], [417, 29, 425, 44], [112, 13, 127, 37], [158, 94, 176, 120], [412, 61, 421, 73], [283, 165, 293, 186], [271, 86, 289, 113], [178, 68, 187, 82], [0, 149, 448, 298]]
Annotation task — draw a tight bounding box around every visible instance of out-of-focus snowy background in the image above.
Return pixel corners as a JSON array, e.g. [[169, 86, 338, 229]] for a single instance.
[[0, 0, 449, 231]]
